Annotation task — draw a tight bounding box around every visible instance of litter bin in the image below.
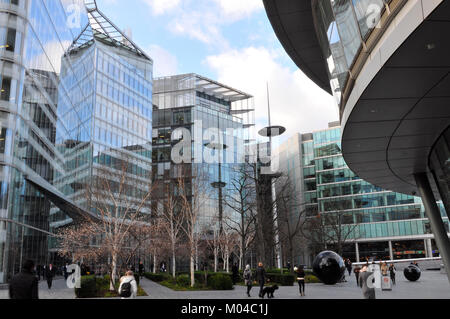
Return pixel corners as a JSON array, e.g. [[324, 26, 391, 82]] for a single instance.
[[381, 275, 392, 291]]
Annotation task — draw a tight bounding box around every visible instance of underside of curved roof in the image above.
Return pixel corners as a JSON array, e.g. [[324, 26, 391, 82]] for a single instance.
[[263, 0, 331, 94]]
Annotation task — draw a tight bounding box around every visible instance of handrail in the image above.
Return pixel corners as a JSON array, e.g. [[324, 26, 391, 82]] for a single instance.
[[353, 257, 442, 266]]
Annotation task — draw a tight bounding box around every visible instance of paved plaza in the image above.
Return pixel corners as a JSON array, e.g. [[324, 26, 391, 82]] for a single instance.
[[0, 271, 448, 299]]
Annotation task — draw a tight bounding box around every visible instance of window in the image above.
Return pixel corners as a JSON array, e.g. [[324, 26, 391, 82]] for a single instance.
[[0, 128, 7, 153], [6, 28, 16, 52], [0, 77, 11, 101]]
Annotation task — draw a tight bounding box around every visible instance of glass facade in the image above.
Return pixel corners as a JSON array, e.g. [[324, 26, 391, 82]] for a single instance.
[[0, 0, 153, 283], [430, 126, 450, 218], [152, 74, 255, 229], [56, 40, 153, 206], [0, 0, 90, 283], [278, 123, 449, 263], [312, 0, 393, 105]]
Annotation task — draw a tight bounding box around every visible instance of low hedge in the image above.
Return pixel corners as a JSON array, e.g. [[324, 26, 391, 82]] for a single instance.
[[143, 272, 172, 282], [176, 274, 191, 287], [76, 275, 148, 298], [265, 273, 295, 286], [208, 273, 233, 290], [305, 274, 321, 284], [75, 275, 97, 298]]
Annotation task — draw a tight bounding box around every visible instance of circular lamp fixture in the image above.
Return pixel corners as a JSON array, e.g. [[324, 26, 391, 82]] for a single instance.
[[258, 126, 286, 137], [211, 181, 227, 189]]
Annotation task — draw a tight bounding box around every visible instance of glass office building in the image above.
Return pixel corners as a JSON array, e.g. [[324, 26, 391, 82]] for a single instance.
[[265, 0, 450, 278], [0, 0, 153, 283], [54, 6, 153, 225], [278, 123, 449, 265], [152, 74, 255, 229], [0, 0, 90, 283]]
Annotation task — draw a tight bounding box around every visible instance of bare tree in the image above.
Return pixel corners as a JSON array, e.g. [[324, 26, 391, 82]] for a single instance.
[[223, 165, 257, 270], [275, 176, 307, 273], [302, 201, 363, 257], [241, 162, 281, 269], [57, 160, 155, 291], [202, 221, 221, 273], [157, 182, 184, 278], [218, 225, 239, 273], [178, 168, 209, 287]]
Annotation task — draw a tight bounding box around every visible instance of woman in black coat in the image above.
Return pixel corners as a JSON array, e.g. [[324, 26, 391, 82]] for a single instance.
[[256, 263, 266, 298], [295, 266, 306, 297]]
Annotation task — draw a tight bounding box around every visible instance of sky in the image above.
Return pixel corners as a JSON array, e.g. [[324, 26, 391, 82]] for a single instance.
[[97, 0, 339, 141]]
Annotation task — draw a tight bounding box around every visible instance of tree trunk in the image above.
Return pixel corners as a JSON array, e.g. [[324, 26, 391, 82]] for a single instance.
[[172, 244, 176, 278], [214, 247, 218, 273], [190, 250, 195, 288], [153, 250, 157, 273], [110, 252, 117, 291]]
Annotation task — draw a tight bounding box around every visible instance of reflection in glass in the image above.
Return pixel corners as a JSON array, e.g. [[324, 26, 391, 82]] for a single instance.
[[430, 127, 450, 218]]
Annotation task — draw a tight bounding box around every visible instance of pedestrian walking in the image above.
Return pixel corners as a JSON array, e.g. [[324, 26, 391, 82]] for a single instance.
[[294, 266, 306, 297], [256, 262, 266, 298], [118, 271, 138, 299], [46, 264, 56, 289], [63, 264, 69, 281], [9, 260, 39, 300], [389, 264, 396, 285], [359, 265, 376, 299], [232, 263, 239, 285], [381, 262, 388, 276], [354, 266, 361, 286], [138, 261, 145, 278], [36, 265, 41, 281], [243, 265, 253, 297], [346, 259, 353, 277]]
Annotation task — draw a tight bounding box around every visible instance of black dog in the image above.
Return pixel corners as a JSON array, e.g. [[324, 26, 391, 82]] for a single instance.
[[261, 285, 279, 299]]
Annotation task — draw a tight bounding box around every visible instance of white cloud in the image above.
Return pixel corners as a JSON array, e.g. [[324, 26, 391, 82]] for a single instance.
[[170, 10, 228, 47], [146, 44, 178, 77], [212, 0, 264, 20], [205, 47, 339, 140], [142, 0, 180, 15], [141, 0, 263, 48]]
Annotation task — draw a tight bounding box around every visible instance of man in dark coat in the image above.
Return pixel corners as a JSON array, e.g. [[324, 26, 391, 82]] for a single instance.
[[9, 260, 39, 299], [46, 264, 56, 289], [138, 261, 145, 278], [231, 263, 239, 285], [256, 262, 266, 298]]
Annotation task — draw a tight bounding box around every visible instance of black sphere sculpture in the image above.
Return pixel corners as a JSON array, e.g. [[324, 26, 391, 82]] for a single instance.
[[404, 265, 421, 282], [312, 251, 346, 285]]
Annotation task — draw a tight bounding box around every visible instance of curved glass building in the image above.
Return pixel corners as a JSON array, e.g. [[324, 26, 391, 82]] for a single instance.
[[265, 0, 450, 279], [0, 0, 153, 283]]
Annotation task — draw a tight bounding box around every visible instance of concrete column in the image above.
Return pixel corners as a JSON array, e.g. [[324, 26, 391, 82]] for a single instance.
[[424, 239, 430, 258], [427, 238, 434, 257], [355, 242, 360, 262], [415, 173, 450, 284], [389, 241, 394, 260]]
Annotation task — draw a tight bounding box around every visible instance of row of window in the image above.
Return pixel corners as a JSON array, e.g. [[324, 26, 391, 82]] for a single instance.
[[319, 192, 417, 212], [97, 76, 152, 119], [97, 49, 152, 99], [313, 0, 393, 105], [318, 181, 383, 198]]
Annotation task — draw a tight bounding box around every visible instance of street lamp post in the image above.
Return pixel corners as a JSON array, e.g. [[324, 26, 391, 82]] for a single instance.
[[258, 83, 286, 270]]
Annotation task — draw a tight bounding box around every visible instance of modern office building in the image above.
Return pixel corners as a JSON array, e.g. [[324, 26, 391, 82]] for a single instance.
[[0, 0, 89, 283], [264, 0, 450, 277], [0, 0, 153, 283], [53, 1, 153, 228], [152, 74, 255, 229], [277, 122, 449, 266]]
